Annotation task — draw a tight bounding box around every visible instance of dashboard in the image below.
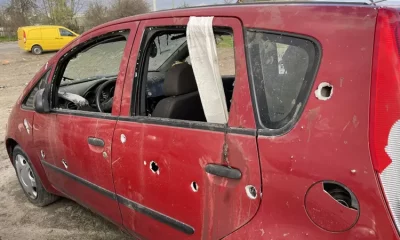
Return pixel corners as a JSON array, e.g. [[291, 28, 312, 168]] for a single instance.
[[57, 72, 166, 112], [58, 78, 115, 111], [56, 72, 234, 113]]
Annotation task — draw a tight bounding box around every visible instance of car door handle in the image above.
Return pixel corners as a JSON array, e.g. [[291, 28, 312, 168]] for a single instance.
[[88, 137, 105, 147], [204, 164, 242, 179]]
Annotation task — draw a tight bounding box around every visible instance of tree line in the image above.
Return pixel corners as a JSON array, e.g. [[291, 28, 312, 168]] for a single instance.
[[0, 0, 150, 37]]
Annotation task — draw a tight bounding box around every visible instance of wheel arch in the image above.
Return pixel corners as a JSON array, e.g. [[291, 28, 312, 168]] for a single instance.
[[6, 138, 18, 166], [31, 44, 42, 50], [6, 138, 61, 196]]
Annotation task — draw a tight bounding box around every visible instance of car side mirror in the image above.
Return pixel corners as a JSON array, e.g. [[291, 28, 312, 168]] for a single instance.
[[149, 42, 158, 58], [33, 88, 50, 113]]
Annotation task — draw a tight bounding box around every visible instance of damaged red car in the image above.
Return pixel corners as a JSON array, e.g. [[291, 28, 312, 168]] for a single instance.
[[5, 2, 400, 239]]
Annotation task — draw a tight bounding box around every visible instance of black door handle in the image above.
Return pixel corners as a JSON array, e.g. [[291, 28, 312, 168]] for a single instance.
[[205, 164, 242, 179], [88, 137, 105, 147]]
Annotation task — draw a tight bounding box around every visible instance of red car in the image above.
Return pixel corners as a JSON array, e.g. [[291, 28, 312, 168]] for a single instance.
[[4, 2, 400, 239]]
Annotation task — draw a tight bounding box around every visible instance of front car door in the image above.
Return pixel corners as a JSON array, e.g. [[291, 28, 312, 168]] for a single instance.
[[34, 22, 138, 225], [111, 17, 261, 239], [58, 28, 77, 47]]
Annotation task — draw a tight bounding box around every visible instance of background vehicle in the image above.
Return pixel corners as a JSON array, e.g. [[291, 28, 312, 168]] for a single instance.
[[17, 25, 78, 55], [5, 2, 400, 239]]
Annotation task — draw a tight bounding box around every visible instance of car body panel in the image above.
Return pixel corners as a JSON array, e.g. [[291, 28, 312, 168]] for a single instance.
[[225, 4, 398, 240], [111, 16, 262, 239], [31, 21, 138, 225], [5, 3, 400, 240]]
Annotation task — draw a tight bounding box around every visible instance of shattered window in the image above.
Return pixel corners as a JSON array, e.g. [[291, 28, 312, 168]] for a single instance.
[[148, 33, 187, 71], [23, 70, 50, 108], [62, 39, 126, 85], [246, 30, 319, 129]]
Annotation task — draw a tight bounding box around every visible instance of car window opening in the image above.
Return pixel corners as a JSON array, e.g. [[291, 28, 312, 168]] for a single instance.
[[137, 24, 235, 124], [246, 30, 319, 130], [51, 31, 130, 114]]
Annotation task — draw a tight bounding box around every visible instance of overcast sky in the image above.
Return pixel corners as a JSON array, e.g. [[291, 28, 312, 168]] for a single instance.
[[155, 0, 225, 9], [1, 0, 399, 11], [0, 0, 226, 10]]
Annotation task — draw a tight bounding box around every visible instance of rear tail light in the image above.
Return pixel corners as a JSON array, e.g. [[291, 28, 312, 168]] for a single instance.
[[23, 31, 26, 43], [371, 8, 400, 230]]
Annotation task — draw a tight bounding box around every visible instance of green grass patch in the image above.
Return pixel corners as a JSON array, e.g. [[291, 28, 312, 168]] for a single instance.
[[0, 36, 17, 43], [217, 35, 234, 48]]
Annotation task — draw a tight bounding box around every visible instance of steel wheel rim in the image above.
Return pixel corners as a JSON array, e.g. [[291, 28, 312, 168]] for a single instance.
[[15, 154, 37, 199], [33, 47, 41, 54]]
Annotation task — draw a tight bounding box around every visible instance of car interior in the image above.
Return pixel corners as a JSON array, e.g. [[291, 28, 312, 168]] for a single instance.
[[53, 29, 236, 123]]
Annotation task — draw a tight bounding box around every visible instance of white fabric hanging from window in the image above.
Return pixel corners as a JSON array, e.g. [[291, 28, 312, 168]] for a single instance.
[[187, 16, 229, 124]]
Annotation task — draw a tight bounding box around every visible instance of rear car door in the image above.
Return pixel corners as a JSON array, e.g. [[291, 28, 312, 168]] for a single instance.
[[34, 22, 138, 225], [111, 17, 261, 239]]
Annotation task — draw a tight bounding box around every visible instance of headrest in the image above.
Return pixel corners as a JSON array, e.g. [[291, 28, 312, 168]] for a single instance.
[[163, 63, 197, 96]]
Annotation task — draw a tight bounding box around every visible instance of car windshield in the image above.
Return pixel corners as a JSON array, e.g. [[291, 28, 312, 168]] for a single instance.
[[148, 33, 187, 71]]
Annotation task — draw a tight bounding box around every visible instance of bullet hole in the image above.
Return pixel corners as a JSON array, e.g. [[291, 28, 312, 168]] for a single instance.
[[245, 185, 257, 200], [321, 86, 332, 97], [120, 134, 126, 143], [315, 82, 333, 100], [191, 181, 198, 192], [150, 161, 159, 174]]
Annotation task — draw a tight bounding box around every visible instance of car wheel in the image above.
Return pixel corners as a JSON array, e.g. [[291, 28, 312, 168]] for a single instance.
[[13, 146, 58, 207], [31, 45, 43, 55]]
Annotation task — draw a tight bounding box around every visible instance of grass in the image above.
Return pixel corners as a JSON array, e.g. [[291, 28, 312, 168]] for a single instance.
[[217, 35, 234, 48], [0, 36, 17, 43]]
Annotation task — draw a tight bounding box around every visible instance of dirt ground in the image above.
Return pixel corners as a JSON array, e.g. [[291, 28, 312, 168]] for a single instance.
[[0, 42, 131, 240], [0, 42, 234, 240]]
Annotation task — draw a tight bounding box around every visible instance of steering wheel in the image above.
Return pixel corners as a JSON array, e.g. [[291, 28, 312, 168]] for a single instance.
[[95, 79, 116, 113]]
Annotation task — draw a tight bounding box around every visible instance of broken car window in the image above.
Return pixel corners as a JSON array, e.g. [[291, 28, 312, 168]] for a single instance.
[[23, 70, 50, 109], [148, 33, 186, 71], [246, 30, 319, 129], [138, 28, 236, 123], [62, 40, 126, 85], [54, 32, 129, 113]]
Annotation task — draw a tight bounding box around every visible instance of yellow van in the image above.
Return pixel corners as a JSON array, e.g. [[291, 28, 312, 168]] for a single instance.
[[17, 25, 79, 55]]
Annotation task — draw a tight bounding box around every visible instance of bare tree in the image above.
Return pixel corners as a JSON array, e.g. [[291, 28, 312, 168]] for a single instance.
[[1, 0, 37, 36], [85, 0, 149, 30], [38, 0, 84, 32], [85, 1, 109, 29], [109, 0, 150, 19]]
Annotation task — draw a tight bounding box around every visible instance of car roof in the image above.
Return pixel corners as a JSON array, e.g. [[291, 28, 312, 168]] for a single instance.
[[88, 2, 371, 32], [19, 25, 64, 29]]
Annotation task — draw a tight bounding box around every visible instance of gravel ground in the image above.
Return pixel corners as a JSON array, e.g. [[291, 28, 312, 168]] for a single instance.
[[0, 42, 130, 240], [0, 42, 234, 240]]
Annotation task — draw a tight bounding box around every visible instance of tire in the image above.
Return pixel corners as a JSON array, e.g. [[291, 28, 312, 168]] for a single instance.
[[31, 45, 43, 55], [13, 145, 58, 207]]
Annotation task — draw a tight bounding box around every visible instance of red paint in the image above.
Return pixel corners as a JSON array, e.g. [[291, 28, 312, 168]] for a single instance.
[[4, 3, 400, 240], [114, 17, 261, 238]]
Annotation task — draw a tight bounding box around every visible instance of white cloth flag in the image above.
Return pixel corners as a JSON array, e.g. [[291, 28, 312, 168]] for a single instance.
[[187, 16, 229, 124]]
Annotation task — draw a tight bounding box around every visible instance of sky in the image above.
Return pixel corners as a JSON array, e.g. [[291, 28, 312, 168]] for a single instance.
[[154, 0, 225, 10], [1, 0, 400, 11], [0, 0, 227, 10]]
